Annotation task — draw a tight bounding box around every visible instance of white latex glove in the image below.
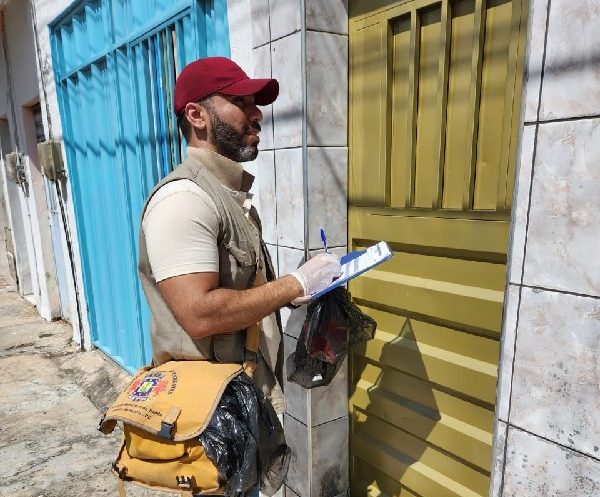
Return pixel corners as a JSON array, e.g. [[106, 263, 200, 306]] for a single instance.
[[289, 253, 342, 304]]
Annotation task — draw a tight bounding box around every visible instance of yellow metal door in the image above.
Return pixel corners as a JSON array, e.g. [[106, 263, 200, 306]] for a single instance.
[[348, 0, 527, 496]]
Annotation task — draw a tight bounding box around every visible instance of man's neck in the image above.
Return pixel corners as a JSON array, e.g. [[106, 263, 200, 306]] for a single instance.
[[186, 136, 219, 154]]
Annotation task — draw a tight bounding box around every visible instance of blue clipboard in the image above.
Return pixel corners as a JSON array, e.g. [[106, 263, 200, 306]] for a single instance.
[[311, 241, 393, 300]]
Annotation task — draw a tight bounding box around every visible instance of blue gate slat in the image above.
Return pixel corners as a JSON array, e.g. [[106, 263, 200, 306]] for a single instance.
[[146, 38, 163, 187], [133, 41, 159, 196], [50, 0, 230, 372], [153, 32, 171, 178], [174, 18, 185, 73], [63, 76, 99, 343], [110, 0, 127, 42], [213, 0, 230, 56], [103, 54, 146, 369], [86, 63, 120, 359], [72, 11, 88, 68], [85, 2, 104, 55], [182, 14, 195, 66], [164, 26, 181, 167], [112, 48, 151, 367], [60, 25, 74, 77], [76, 70, 108, 349], [93, 60, 129, 364]]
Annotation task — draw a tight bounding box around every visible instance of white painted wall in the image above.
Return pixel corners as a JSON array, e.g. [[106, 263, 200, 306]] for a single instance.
[[0, 0, 91, 346], [31, 0, 91, 347]]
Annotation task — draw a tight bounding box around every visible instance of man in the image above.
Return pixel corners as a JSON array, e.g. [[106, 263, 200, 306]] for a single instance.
[[137, 57, 341, 494]]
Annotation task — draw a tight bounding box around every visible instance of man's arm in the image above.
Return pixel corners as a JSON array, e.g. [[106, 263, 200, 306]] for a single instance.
[[158, 272, 303, 339]]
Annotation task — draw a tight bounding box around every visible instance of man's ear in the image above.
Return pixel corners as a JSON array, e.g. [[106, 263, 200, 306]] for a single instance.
[[185, 102, 208, 132]]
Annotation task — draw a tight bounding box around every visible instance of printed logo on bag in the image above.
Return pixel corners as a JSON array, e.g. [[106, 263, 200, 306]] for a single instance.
[[127, 371, 178, 401]]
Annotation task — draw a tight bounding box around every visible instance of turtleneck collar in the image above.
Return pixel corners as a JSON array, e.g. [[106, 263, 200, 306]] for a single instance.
[[186, 147, 255, 192]]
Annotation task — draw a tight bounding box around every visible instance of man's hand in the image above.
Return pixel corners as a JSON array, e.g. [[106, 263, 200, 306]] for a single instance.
[[289, 253, 342, 305]]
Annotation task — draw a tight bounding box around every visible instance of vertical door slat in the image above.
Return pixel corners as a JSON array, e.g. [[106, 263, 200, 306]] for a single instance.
[[442, 0, 477, 210], [407, 10, 420, 207], [390, 15, 413, 208], [497, 0, 523, 209], [432, 0, 451, 209], [473, 0, 513, 210], [463, 0, 486, 210]]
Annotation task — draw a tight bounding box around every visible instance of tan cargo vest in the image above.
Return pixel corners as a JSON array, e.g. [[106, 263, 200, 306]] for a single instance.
[[138, 154, 284, 407]]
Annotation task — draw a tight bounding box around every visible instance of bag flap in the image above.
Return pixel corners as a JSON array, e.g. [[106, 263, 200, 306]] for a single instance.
[[99, 361, 242, 441]]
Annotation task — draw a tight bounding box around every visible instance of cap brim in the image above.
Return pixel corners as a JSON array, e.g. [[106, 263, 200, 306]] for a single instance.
[[219, 78, 279, 105]]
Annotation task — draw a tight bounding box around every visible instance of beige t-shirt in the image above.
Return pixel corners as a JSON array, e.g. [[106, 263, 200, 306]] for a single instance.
[[142, 179, 252, 282]]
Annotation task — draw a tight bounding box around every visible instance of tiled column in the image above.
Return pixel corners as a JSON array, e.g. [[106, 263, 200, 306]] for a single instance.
[[491, 1, 600, 496], [250, 1, 349, 496]]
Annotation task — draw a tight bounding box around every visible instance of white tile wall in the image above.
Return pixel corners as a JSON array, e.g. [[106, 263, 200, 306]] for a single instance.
[[284, 414, 310, 497], [503, 426, 600, 496], [283, 333, 309, 424], [272, 33, 303, 149], [496, 284, 520, 423], [510, 287, 600, 459], [507, 125, 534, 285], [256, 150, 277, 244], [275, 148, 305, 248], [540, 0, 600, 120], [306, 32, 348, 147], [490, 421, 508, 497], [306, 0, 348, 34], [250, 0, 271, 48], [306, 147, 348, 250], [311, 417, 349, 496], [523, 0, 548, 122], [253, 43, 275, 151], [270, 0, 301, 41], [523, 119, 600, 297]]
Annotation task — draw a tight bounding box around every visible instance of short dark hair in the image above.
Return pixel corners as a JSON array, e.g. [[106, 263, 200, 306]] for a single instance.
[[176, 95, 214, 141]]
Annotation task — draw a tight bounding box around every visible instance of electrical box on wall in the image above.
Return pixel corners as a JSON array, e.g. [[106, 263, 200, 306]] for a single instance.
[[38, 140, 66, 182], [5, 152, 25, 184]]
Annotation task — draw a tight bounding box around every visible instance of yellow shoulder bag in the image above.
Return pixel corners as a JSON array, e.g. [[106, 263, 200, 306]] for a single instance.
[[99, 322, 261, 497]]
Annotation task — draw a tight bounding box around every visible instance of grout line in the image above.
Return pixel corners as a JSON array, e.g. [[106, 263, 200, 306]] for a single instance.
[[500, 0, 552, 495], [285, 411, 308, 427], [519, 283, 600, 300], [264, 146, 303, 152], [524, 113, 600, 126], [269, 29, 302, 45], [507, 423, 600, 464], [306, 28, 349, 37], [275, 243, 347, 251], [312, 414, 347, 428]]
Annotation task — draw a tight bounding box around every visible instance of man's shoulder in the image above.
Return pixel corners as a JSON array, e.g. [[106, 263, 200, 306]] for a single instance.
[[143, 179, 218, 223]]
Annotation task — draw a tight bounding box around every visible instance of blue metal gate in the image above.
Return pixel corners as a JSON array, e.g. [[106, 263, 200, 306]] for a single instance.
[[50, 0, 230, 372]]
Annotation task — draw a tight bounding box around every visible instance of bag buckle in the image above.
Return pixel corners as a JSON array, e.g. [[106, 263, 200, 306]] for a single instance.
[[176, 475, 194, 489], [158, 420, 175, 439]]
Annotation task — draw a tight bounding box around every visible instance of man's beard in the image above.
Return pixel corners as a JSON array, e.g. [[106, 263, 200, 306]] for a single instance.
[[207, 109, 260, 163]]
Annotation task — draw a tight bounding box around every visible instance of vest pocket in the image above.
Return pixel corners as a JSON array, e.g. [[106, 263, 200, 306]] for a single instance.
[[213, 333, 245, 364], [225, 241, 254, 267]]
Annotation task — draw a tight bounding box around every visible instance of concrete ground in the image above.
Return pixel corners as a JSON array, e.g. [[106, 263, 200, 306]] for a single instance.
[[0, 252, 174, 496]]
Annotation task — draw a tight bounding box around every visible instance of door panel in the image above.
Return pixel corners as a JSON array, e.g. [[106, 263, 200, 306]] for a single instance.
[[51, 0, 230, 372], [349, 0, 527, 495]]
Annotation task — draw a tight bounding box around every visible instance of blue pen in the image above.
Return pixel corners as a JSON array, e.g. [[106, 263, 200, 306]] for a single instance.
[[320, 228, 329, 253]]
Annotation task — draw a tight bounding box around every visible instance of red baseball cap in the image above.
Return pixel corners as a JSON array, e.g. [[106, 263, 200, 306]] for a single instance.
[[174, 57, 279, 114]]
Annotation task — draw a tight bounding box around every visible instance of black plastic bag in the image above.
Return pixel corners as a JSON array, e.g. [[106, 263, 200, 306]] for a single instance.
[[287, 287, 376, 388], [199, 373, 290, 497]]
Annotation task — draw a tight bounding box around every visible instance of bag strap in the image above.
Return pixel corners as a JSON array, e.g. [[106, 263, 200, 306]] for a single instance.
[[242, 260, 266, 378], [117, 478, 126, 497]]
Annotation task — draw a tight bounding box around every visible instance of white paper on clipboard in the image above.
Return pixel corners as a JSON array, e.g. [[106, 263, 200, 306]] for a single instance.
[[311, 241, 393, 299]]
